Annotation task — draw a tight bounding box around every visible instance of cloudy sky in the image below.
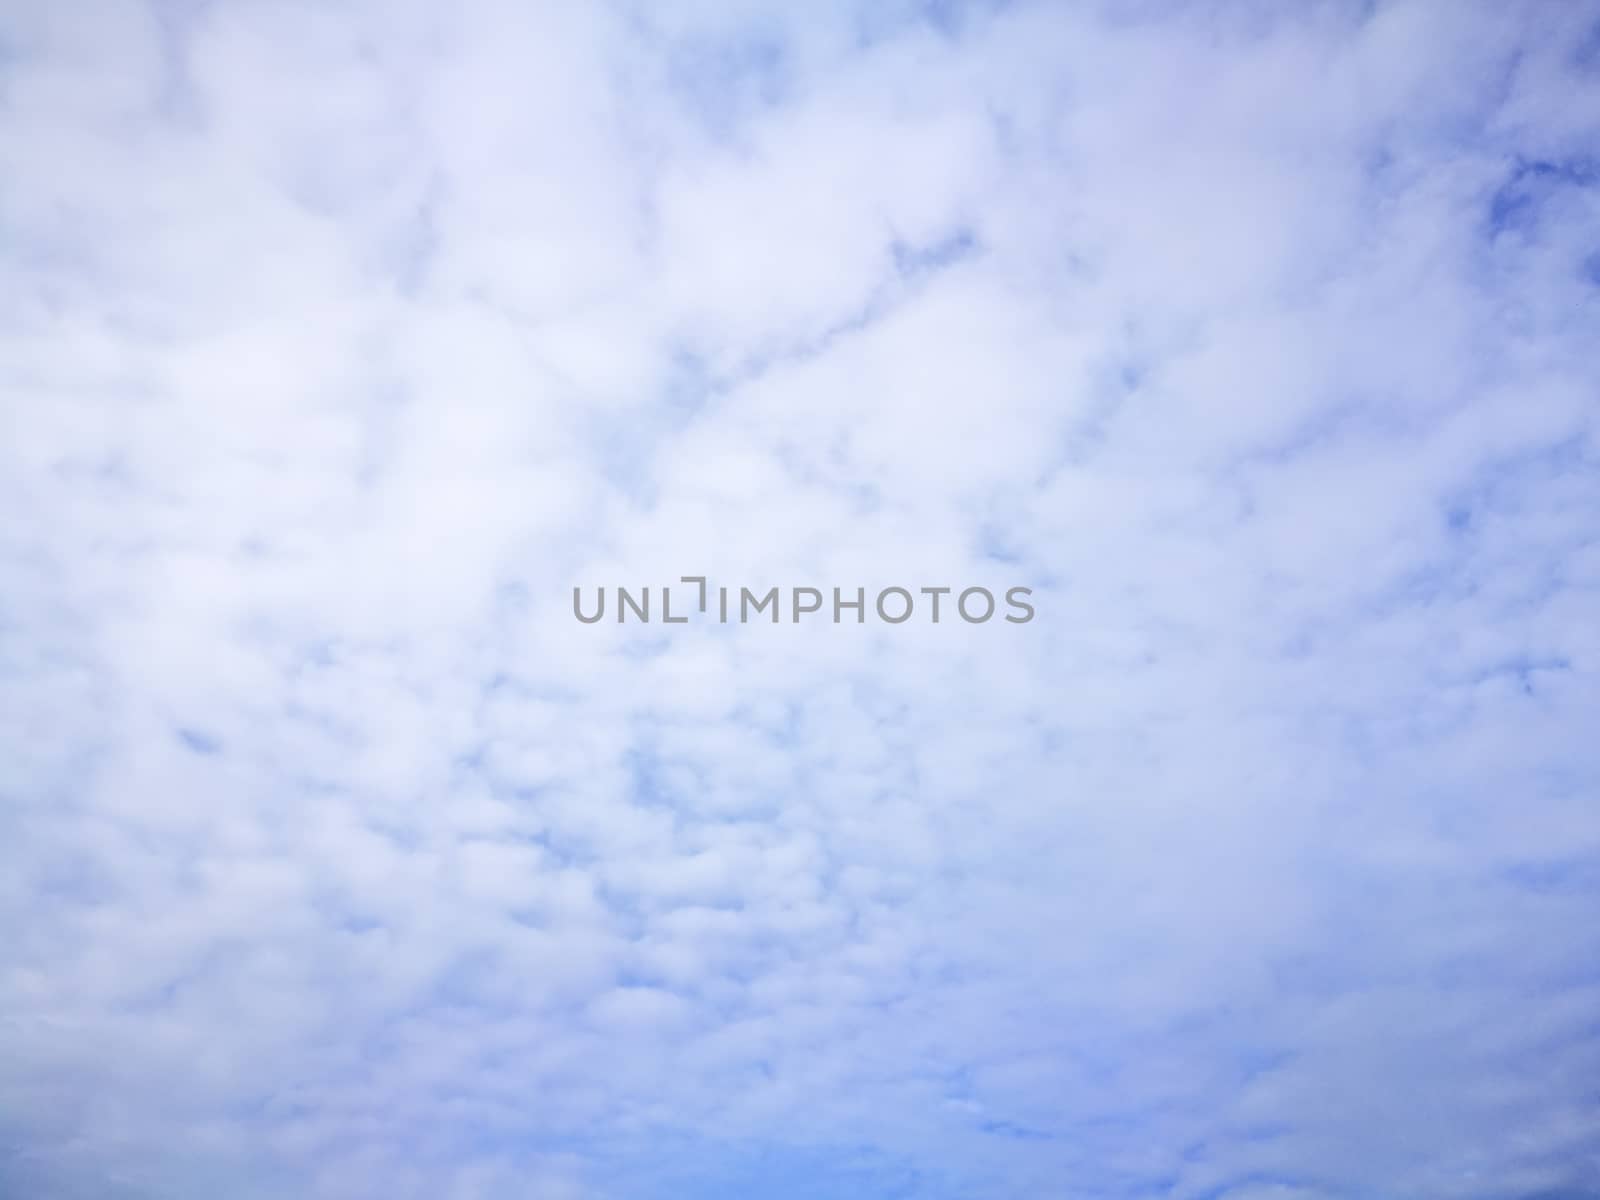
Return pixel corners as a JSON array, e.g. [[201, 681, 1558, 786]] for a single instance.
[[3, 1, 1600, 1197]]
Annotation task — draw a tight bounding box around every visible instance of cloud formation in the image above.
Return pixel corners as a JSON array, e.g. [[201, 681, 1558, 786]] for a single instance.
[[2, 1, 1599, 1197]]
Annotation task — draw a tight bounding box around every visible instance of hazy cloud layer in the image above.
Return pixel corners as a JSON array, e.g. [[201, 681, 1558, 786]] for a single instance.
[[3, 2, 1599, 1197]]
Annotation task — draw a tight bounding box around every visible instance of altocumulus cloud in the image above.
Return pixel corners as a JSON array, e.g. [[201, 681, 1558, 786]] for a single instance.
[[2, 1, 1599, 1198]]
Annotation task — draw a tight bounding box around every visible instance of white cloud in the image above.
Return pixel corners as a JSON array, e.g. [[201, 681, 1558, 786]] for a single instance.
[[2, 1, 1598, 1198]]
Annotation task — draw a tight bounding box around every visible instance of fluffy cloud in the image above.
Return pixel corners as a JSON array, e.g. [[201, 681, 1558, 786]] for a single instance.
[[2, 1, 1598, 1197]]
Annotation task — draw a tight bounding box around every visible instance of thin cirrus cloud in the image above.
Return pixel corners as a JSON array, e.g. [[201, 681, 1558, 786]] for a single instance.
[[1, 1, 1598, 1198]]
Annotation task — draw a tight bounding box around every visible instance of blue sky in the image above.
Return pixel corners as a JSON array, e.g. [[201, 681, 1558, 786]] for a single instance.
[[2, 1, 1599, 1198]]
